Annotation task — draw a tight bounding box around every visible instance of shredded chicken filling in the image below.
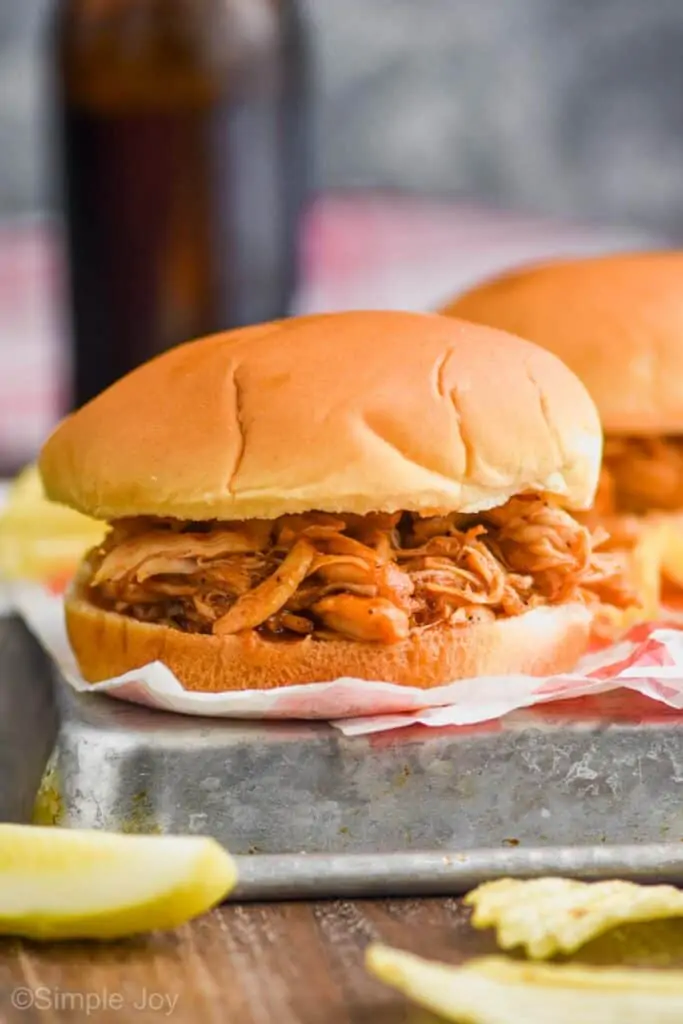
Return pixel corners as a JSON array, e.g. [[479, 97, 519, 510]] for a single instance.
[[84, 497, 633, 645], [598, 435, 683, 517]]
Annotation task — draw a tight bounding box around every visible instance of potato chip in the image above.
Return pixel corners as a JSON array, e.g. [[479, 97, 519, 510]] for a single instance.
[[589, 520, 665, 640], [616, 513, 683, 621], [465, 877, 683, 959], [0, 464, 105, 583], [658, 516, 683, 593], [631, 520, 667, 616], [366, 944, 683, 1024]]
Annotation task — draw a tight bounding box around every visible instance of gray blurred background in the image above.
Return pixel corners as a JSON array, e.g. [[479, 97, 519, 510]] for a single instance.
[[3, 0, 683, 233]]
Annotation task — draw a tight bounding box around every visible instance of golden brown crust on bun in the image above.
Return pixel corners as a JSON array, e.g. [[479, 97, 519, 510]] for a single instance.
[[40, 311, 601, 520], [65, 590, 592, 692], [443, 251, 683, 436]]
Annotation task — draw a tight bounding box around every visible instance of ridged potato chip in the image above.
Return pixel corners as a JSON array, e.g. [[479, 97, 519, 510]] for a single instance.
[[631, 520, 668, 618], [366, 944, 683, 1024], [659, 516, 683, 593], [593, 519, 666, 638], [466, 877, 683, 959]]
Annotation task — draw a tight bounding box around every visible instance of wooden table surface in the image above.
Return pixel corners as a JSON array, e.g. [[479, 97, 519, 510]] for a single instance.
[[0, 897, 493, 1023], [3, 895, 683, 1023]]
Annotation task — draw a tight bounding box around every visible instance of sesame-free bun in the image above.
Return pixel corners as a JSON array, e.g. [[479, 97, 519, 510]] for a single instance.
[[444, 251, 683, 436], [65, 587, 592, 691], [40, 311, 601, 520]]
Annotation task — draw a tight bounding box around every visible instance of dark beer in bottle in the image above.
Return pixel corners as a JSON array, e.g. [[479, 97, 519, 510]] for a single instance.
[[53, 0, 310, 409]]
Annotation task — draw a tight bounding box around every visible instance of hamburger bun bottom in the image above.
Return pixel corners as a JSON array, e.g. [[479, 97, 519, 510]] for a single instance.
[[65, 593, 592, 692]]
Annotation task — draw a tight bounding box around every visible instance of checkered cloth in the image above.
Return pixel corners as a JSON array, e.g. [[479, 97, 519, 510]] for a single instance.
[[0, 200, 652, 469]]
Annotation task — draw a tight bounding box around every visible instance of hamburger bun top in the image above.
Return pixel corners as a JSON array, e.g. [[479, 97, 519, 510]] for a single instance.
[[39, 310, 601, 522], [444, 251, 683, 436]]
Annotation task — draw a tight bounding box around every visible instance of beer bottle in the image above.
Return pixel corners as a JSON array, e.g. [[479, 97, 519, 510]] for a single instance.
[[53, 0, 310, 408]]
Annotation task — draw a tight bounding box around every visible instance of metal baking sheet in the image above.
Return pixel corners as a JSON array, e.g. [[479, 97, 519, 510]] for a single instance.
[[5, 614, 683, 896], [231, 845, 683, 900]]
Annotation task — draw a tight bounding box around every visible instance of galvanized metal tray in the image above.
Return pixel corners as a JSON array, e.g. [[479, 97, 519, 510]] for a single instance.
[[4, 614, 683, 898]]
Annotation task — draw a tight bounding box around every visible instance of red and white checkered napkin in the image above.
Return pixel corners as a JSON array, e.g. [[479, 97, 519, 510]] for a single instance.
[[13, 585, 683, 736]]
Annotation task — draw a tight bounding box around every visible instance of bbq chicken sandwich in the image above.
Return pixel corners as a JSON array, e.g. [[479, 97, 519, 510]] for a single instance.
[[38, 311, 633, 692], [444, 252, 683, 622]]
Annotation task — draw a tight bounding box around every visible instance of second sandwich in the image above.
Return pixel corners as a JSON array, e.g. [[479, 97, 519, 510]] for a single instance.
[[446, 252, 683, 622]]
